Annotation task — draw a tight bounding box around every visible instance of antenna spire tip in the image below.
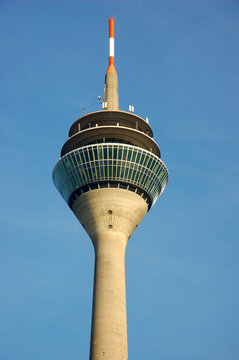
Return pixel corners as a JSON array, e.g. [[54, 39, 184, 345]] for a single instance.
[[107, 15, 116, 20]]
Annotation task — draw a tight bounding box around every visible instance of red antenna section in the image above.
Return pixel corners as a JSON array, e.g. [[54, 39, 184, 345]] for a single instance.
[[106, 17, 117, 74]]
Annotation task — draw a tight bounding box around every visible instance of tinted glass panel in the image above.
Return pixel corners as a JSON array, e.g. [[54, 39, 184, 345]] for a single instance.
[[52, 143, 168, 206]]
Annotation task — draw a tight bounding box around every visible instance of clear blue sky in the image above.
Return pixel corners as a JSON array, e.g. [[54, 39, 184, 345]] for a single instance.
[[0, 1, 238, 359]]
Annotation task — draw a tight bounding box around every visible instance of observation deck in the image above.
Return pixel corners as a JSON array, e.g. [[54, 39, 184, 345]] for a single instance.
[[53, 110, 168, 210], [61, 110, 160, 157]]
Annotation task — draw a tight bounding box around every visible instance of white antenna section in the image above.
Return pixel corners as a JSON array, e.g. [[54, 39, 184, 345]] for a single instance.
[[129, 105, 134, 112], [146, 117, 149, 123]]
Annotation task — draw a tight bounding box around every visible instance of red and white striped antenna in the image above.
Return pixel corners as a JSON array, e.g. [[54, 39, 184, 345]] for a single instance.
[[106, 15, 117, 74], [103, 15, 119, 111]]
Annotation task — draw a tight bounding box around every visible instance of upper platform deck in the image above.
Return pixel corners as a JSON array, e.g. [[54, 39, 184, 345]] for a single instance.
[[68, 110, 154, 138]]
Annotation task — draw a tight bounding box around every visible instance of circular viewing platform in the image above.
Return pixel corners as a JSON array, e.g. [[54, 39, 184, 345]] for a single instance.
[[53, 143, 168, 210], [68, 110, 154, 137], [61, 110, 161, 158]]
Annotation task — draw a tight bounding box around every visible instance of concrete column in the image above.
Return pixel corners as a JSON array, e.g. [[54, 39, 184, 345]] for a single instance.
[[72, 188, 148, 360], [90, 232, 128, 360]]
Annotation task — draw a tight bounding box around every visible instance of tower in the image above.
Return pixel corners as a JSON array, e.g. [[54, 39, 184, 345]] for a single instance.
[[53, 17, 168, 360]]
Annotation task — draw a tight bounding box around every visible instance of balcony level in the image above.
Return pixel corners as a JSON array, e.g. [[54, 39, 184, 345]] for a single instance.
[[68, 110, 154, 137], [61, 125, 161, 158]]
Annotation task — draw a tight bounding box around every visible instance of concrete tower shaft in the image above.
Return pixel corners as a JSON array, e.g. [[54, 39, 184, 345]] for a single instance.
[[73, 188, 147, 360], [52, 17, 168, 360]]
